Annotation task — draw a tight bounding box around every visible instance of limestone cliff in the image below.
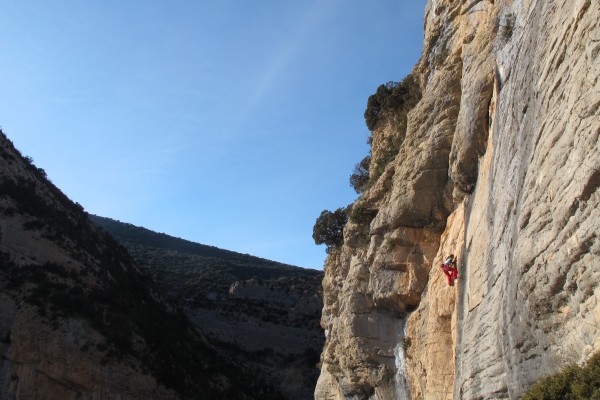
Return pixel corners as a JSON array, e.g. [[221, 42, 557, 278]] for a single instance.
[[315, 0, 599, 399]]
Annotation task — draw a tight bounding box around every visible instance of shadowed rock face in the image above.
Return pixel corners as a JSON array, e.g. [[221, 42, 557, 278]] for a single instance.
[[90, 215, 324, 400], [195, 276, 323, 400], [316, 0, 599, 399], [0, 132, 283, 400]]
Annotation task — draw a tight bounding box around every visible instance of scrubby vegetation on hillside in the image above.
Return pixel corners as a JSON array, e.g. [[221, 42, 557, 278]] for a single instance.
[[0, 131, 285, 399], [89, 215, 324, 400], [90, 215, 321, 305], [522, 352, 600, 400]]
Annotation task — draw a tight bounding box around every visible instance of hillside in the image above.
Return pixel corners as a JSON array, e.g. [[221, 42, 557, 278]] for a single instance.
[[90, 215, 325, 400], [315, 0, 599, 399], [90, 215, 321, 301], [0, 131, 283, 399]]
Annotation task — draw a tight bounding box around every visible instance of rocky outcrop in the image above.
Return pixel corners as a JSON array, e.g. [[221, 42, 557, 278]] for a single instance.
[[316, 0, 599, 399]]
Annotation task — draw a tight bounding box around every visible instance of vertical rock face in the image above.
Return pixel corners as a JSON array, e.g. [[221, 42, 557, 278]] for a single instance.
[[451, 0, 599, 397], [316, 0, 599, 399]]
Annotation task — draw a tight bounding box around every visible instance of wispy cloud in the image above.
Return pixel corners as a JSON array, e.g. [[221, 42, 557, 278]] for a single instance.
[[230, 0, 341, 130]]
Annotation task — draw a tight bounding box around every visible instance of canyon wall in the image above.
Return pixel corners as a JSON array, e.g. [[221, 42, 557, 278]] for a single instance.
[[315, 0, 599, 399], [92, 215, 324, 400], [0, 132, 281, 400], [0, 134, 181, 399]]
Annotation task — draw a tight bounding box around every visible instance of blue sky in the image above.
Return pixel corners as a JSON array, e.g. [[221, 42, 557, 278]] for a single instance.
[[0, 0, 426, 270]]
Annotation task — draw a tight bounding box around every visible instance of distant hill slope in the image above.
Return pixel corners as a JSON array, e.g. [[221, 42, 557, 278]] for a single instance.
[[0, 130, 283, 400], [90, 215, 322, 302], [90, 215, 308, 270], [90, 215, 325, 400]]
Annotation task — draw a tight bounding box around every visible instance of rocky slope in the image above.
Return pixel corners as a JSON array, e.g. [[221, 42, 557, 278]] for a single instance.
[[196, 276, 323, 400], [91, 215, 324, 400], [315, 0, 599, 399], [0, 132, 283, 399]]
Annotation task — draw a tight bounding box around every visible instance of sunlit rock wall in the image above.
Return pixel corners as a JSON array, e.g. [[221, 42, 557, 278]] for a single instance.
[[315, 0, 599, 398]]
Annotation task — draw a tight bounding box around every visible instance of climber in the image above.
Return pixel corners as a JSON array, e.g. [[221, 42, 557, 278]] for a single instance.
[[441, 254, 458, 286]]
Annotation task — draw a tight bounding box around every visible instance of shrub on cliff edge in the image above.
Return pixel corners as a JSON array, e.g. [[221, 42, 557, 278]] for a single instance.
[[355, 73, 421, 192], [312, 208, 348, 253], [349, 155, 371, 194], [522, 351, 600, 400], [363, 74, 420, 132]]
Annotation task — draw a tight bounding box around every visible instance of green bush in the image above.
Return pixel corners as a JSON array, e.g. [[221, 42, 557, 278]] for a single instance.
[[349, 202, 366, 224], [349, 155, 371, 194], [363, 74, 420, 132], [312, 208, 348, 253], [522, 351, 600, 400], [357, 73, 421, 189]]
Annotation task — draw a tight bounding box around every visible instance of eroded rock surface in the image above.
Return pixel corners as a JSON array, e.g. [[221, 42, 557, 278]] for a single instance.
[[316, 0, 599, 398]]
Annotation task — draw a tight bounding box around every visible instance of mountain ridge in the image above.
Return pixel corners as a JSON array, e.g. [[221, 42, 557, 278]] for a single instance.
[[90, 214, 316, 272], [0, 130, 285, 399], [90, 214, 324, 400]]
